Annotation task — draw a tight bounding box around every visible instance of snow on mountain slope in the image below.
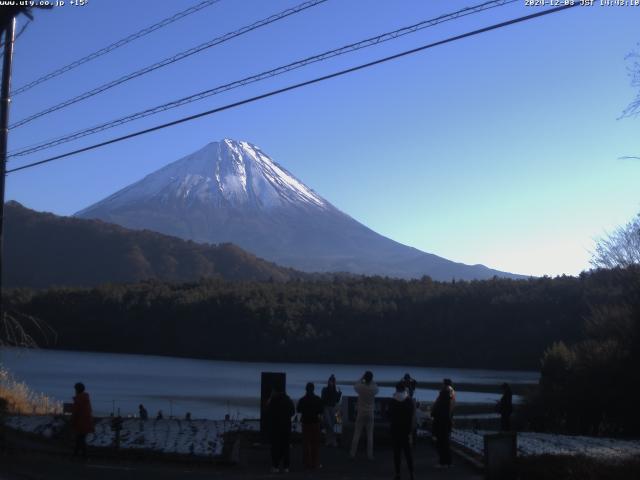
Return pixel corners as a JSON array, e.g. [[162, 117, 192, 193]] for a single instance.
[[76, 139, 525, 280], [77, 139, 326, 215]]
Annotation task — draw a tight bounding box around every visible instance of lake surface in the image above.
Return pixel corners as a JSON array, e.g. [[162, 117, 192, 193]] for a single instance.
[[0, 348, 538, 419]]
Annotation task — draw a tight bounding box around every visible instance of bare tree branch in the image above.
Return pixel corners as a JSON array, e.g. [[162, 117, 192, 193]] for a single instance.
[[0, 310, 56, 348], [620, 45, 640, 119], [591, 213, 640, 269]]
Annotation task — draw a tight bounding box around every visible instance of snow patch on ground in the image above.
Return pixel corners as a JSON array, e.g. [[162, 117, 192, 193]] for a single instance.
[[4, 415, 258, 457], [4, 415, 67, 439], [450, 429, 640, 459]]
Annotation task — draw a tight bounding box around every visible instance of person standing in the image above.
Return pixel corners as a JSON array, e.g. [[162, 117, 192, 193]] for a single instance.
[[321, 374, 342, 447], [138, 404, 148, 420], [401, 373, 417, 399], [350, 370, 379, 460], [443, 378, 456, 413], [498, 383, 513, 431], [297, 382, 324, 469], [431, 386, 453, 468], [401, 373, 418, 446], [71, 382, 94, 459], [265, 385, 295, 473], [389, 382, 415, 480]]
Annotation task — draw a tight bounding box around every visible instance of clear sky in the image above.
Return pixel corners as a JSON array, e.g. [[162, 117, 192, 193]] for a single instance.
[[4, 0, 639, 277]]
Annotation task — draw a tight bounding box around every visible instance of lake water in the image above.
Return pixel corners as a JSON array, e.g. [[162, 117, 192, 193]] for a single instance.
[[0, 347, 538, 419]]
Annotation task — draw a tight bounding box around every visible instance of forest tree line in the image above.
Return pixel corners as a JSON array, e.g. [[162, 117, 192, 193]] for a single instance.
[[4, 266, 638, 373], [528, 266, 640, 435]]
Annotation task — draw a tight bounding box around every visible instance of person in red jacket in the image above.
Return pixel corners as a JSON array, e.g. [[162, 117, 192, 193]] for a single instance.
[[71, 382, 94, 458]]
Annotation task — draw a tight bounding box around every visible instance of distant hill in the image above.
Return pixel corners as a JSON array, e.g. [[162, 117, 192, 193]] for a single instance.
[[77, 139, 527, 281], [3, 201, 302, 288]]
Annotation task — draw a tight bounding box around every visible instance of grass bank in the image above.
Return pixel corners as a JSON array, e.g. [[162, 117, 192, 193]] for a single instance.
[[0, 365, 61, 415]]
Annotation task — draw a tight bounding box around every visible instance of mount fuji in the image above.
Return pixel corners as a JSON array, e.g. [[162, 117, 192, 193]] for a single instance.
[[76, 139, 523, 280]]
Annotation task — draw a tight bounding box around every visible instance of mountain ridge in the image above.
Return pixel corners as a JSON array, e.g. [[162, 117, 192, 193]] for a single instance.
[[3, 201, 306, 288]]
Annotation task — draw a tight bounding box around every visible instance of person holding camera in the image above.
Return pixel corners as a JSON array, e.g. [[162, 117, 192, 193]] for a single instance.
[[349, 370, 378, 460], [401, 373, 418, 447], [401, 373, 417, 399]]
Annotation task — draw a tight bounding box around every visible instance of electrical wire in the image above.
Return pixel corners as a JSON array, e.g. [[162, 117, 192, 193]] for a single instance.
[[8, 0, 516, 159], [6, 3, 578, 175], [10, 0, 223, 96], [9, 0, 328, 129]]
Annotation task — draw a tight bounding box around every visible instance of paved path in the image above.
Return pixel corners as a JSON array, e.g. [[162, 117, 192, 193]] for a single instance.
[[1, 440, 482, 480]]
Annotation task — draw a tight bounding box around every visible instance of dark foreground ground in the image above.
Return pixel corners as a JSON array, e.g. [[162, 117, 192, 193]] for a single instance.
[[0, 436, 482, 480]]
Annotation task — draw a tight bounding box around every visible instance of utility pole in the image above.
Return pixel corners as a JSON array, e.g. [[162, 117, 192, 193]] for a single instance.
[[0, 16, 16, 326]]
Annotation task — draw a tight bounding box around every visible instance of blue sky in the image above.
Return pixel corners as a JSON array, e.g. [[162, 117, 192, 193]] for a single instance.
[[5, 0, 639, 277]]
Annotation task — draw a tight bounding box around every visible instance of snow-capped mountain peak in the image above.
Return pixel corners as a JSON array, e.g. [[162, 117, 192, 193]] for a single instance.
[[77, 139, 327, 214], [214, 139, 326, 209]]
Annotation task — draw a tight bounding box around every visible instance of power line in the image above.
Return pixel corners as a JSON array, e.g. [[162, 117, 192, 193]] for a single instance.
[[6, 3, 577, 175], [9, 0, 328, 130], [9, 0, 517, 159], [10, 0, 223, 97]]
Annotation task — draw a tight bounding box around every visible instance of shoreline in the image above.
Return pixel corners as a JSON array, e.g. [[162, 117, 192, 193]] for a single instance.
[[0, 345, 542, 375]]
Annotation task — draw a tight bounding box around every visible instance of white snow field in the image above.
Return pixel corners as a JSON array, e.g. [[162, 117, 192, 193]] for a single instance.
[[8, 414, 640, 460], [451, 429, 640, 459], [3, 415, 66, 439], [4, 415, 258, 457]]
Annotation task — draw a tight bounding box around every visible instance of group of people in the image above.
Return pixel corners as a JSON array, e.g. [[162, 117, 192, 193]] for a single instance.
[[265, 372, 514, 478], [265, 374, 342, 472], [265, 371, 420, 477], [69, 375, 514, 474], [137, 404, 193, 422]]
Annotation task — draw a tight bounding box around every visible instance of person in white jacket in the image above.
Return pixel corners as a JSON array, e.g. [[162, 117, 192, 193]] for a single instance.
[[349, 370, 379, 460]]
